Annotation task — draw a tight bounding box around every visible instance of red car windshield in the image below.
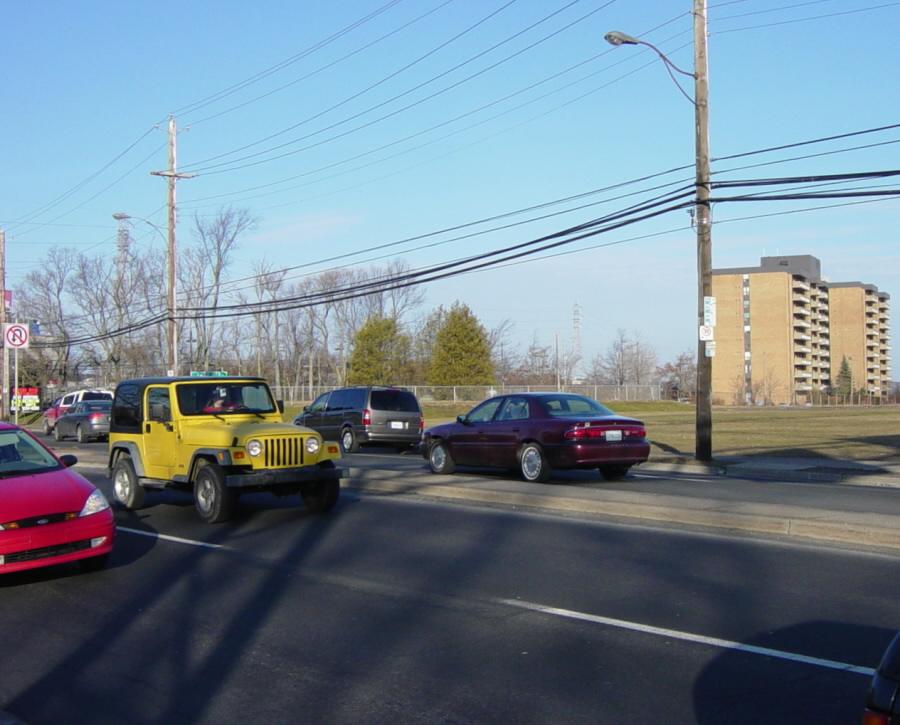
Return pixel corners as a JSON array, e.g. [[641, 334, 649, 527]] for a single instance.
[[0, 430, 61, 476]]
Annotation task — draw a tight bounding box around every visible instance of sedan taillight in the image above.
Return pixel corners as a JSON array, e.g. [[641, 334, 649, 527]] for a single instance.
[[564, 425, 646, 441], [88, 413, 105, 422]]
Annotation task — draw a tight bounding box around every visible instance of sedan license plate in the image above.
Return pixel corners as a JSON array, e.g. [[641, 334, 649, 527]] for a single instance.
[[390, 421, 405, 430], [605, 430, 623, 442]]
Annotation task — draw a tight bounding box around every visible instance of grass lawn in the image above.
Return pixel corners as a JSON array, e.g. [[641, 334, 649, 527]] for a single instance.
[[416, 401, 900, 463]]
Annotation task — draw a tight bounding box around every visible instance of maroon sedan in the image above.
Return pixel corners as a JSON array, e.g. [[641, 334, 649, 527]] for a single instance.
[[0, 424, 115, 575], [422, 393, 650, 483]]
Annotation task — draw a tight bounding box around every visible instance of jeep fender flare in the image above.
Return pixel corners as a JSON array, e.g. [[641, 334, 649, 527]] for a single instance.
[[108, 442, 146, 478], [187, 449, 233, 481]]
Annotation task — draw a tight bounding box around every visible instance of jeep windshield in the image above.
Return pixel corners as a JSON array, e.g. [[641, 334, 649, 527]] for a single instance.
[[176, 382, 277, 416]]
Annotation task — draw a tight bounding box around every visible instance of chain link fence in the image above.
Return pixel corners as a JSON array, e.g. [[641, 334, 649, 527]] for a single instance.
[[270, 383, 664, 406]]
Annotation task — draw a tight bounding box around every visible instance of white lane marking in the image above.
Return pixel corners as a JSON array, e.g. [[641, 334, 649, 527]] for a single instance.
[[118, 526, 227, 550], [496, 598, 876, 677]]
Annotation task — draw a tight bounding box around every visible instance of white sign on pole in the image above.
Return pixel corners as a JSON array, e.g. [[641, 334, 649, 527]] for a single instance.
[[705, 341, 717, 357], [4, 323, 29, 349], [699, 325, 715, 341], [703, 296, 717, 326]]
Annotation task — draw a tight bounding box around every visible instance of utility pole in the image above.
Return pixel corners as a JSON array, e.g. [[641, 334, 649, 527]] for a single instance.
[[605, 0, 715, 461], [693, 0, 713, 461], [151, 116, 194, 377], [0, 229, 6, 421]]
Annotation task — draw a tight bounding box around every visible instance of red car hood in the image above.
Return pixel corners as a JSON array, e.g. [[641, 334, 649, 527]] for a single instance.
[[0, 467, 94, 522]]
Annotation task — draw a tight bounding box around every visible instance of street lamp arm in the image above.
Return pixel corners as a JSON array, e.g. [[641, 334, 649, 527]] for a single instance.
[[604, 31, 696, 106]]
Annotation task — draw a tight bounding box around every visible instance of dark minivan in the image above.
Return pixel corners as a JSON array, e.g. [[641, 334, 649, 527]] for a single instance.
[[294, 386, 423, 453]]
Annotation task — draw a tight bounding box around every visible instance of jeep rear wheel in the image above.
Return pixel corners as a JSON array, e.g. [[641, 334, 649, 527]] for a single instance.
[[193, 461, 237, 523], [113, 454, 145, 510]]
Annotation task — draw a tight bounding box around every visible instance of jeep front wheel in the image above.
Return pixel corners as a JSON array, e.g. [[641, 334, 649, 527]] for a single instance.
[[113, 454, 146, 510], [301, 462, 340, 513], [193, 461, 237, 523]]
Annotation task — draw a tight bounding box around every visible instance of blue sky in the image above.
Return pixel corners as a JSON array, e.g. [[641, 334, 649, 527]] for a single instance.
[[3, 0, 899, 378]]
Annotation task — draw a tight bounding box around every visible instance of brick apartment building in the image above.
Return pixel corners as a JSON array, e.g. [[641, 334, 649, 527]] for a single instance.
[[711, 255, 891, 405]]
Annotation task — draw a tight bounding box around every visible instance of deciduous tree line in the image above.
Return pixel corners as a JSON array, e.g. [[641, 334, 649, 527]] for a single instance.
[[14, 207, 693, 395]]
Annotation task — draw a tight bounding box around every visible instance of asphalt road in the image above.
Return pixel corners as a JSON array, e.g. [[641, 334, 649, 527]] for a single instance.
[[2, 443, 898, 724]]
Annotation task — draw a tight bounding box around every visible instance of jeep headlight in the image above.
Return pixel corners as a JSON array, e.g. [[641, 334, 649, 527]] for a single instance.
[[305, 437, 320, 455], [247, 439, 262, 457]]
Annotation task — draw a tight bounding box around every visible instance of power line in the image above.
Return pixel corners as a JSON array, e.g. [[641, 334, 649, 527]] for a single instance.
[[182, 1, 618, 175], [173, 0, 407, 118], [183, 0, 523, 168], [186, 1, 457, 128]]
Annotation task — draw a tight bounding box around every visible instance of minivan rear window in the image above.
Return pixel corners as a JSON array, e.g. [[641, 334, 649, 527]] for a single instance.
[[83, 391, 113, 401], [370, 390, 419, 412]]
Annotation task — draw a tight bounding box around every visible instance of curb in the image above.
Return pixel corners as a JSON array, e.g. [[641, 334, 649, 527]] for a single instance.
[[641, 458, 900, 487], [344, 470, 900, 551]]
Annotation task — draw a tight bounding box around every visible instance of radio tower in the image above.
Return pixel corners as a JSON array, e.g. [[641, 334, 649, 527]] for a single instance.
[[572, 302, 582, 372]]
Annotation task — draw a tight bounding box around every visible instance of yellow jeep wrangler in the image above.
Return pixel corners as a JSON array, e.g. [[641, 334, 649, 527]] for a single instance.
[[107, 376, 343, 523]]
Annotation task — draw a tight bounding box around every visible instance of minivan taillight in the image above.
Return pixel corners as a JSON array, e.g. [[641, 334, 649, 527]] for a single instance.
[[418, 415, 424, 433], [362, 408, 371, 427]]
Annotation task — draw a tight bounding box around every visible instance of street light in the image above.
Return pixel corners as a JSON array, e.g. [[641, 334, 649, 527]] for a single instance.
[[606, 0, 713, 462], [113, 213, 178, 376]]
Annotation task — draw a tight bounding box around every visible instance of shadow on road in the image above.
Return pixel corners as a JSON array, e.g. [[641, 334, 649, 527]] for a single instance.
[[693, 620, 895, 724]]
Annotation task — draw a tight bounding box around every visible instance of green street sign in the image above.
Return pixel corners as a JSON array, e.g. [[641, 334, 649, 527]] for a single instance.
[[189, 370, 229, 377]]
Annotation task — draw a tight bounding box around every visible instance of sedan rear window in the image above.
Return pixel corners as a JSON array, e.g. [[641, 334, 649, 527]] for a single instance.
[[540, 395, 614, 417], [370, 390, 420, 412]]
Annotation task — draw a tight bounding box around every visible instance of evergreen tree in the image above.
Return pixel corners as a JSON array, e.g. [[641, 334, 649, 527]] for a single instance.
[[835, 355, 853, 396], [346, 317, 412, 384], [428, 303, 494, 386]]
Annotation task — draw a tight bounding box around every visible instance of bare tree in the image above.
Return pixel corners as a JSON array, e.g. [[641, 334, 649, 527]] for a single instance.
[[657, 351, 696, 399], [488, 318, 518, 385], [587, 329, 657, 385], [181, 206, 255, 371], [15, 248, 78, 387]]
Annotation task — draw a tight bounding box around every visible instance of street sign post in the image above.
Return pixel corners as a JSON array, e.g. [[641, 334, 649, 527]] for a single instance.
[[3, 323, 29, 425]]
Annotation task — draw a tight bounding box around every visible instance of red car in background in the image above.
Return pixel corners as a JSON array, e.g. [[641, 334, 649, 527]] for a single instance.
[[422, 392, 650, 483], [41, 389, 113, 435], [0, 423, 115, 575]]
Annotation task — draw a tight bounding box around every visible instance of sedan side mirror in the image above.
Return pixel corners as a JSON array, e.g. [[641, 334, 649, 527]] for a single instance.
[[59, 454, 78, 468], [456, 414, 468, 425]]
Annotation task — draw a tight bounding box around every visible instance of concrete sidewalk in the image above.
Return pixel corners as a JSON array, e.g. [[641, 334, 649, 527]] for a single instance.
[[345, 453, 900, 552], [641, 454, 900, 487]]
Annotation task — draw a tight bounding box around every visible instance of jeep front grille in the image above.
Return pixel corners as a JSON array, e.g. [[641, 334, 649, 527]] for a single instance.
[[262, 436, 304, 468]]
